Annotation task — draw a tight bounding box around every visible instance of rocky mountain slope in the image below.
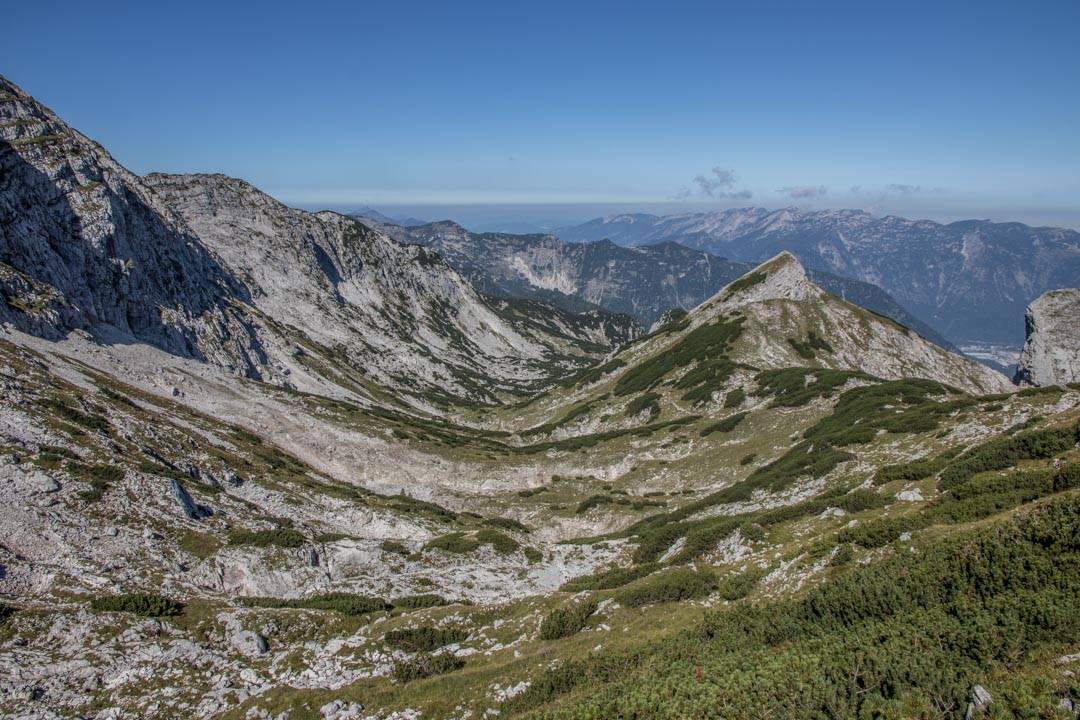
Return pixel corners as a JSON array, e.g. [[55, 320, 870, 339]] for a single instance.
[[362, 217, 954, 349], [0, 75, 625, 408], [1014, 288, 1080, 386], [559, 208, 1080, 345], [0, 75, 269, 378], [3, 74, 1080, 720], [2, 250, 1073, 720]]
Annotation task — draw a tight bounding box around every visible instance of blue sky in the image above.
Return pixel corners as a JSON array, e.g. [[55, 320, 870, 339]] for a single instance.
[[5, 0, 1080, 227]]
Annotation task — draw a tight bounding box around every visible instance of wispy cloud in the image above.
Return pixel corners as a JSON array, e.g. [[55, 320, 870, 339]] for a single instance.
[[777, 185, 827, 199], [885, 183, 922, 194], [675, 167, 752, 200]]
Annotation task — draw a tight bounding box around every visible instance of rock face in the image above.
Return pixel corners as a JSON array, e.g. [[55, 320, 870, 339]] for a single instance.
[[559, 209, 1080, 344], [1014, 289, 1080, 386], [365, 218, 955, 350], [0, 75, 624, 404], [0, 75, 268, 378]]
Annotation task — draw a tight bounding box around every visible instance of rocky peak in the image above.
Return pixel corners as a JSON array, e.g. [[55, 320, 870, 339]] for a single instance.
[[703, 251, 818, 312], [0, 75, 268, 376], [1014, 289, 1080, 386]]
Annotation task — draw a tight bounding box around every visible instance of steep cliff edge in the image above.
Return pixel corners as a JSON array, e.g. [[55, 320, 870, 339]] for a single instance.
[[1014, 289, 1080, 386]]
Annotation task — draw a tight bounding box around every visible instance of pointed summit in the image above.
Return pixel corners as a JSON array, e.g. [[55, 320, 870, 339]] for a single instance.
[[703, 251, 818, 312]]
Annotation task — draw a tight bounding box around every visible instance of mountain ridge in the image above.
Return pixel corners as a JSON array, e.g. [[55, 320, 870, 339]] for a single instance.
[[360, 216, 957, 351], [558, 207, 1080, 344]]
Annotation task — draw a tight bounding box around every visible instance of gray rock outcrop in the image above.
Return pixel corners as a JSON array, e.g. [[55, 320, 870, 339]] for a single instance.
[[1014, 289, 1080, 386]]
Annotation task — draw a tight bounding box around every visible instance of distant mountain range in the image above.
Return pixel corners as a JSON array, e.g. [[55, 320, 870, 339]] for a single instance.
[[360, 217, 956, 350], [557, 208, 1080, 345]]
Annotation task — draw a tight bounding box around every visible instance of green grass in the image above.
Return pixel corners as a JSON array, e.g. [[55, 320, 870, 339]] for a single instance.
[[505, 494, 1080, 719]]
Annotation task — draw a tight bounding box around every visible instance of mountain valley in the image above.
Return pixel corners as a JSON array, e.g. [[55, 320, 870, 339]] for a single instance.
[[1, 73, 1080, 720]]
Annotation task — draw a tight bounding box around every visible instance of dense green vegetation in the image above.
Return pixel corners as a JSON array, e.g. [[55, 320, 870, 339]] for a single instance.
[[613, 567, 717, 607], [240, 593, 390, 615], [625, 391, 661, 419], [787, 330, 834, 360], [613, 316, 745, 397], [90, 593, 184, 617], [384, 626, 469, 652], [698, 411, 748, 437], [507, 495, 1080, 718], [723, 388, 745, 408], [842, 462, 1079, 549], [391, 594, 453, 610], [392, 652, 465, 683], [754, 367, 871, 407], [560, 563, 661, 592], [937, 420, 1080, 491], [722, 271, 767, 298], [483, 517, 531, 533], [539, 599, 599, 640], [425, 529, 523, 555]]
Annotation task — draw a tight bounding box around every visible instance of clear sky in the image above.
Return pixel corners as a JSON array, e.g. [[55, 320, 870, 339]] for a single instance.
[[4, 0, 1080, 228]]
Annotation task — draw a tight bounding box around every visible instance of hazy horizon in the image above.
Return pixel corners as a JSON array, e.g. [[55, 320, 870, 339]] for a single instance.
[[4, 1, 1078, 230], [303, 201, 1080, 235]]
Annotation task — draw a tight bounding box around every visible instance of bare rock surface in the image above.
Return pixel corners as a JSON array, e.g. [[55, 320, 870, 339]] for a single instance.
[[1014, 288, 1080, 386]]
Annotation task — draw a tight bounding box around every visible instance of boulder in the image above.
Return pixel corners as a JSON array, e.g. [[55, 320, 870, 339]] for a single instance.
[[230, 629, 269, 656]]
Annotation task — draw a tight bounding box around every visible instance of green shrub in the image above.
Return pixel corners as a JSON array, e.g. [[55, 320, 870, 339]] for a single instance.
[[834, 488, 887, 513], [384, 626, 468, 652], [506, 495, 1080, 718], [227, 528, 306, 548], [739, 453, 757, 466], [539, 599, 599, 640], [482, 517, 531, 533], [614, 567, 717, 607], [830, 543, 855, 566], [392, 594, 451, 610], [576, 494, 612, 514], [698, 412, 749, 437], [723, 389, 746, 409], [625, 392, 661, 419], [475, 529, 519, 554], [561, 563, 661, 592], [392, 652, 464, 682], [788, 331, 833, 360], [938, 421, 1079, 491], [90, 593, 183, 617], [1052, 463, 1080, 492], [614, 316, 745, 396], [669, 518, 741, 564], [723, 271, 767, 298], [381, 540, 410, 555], [425, 533, 482, 554], [715, 567, 763, 601], [240, 593, 389, 615], [754, 368, 870, 408], [70, 462, 125, 502]]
